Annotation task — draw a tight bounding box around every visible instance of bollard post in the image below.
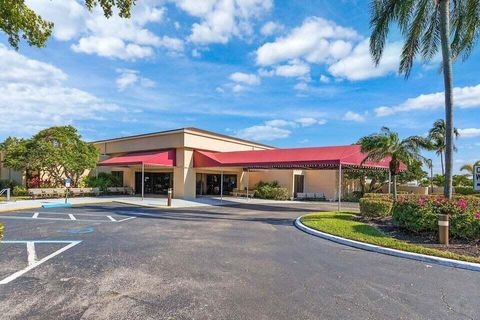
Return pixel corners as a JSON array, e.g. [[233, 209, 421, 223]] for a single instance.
[[167, 188, 172, 207], [438, 214, 449, 245]]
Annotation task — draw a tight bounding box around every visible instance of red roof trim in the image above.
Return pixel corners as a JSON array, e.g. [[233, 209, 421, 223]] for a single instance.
[[98, 149, 176, 167]]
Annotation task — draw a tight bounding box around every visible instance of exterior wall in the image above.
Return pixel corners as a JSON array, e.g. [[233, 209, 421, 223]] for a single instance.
[[183, 131, 270, 152], [0, 151, 25, 185], [304, 170, 338, 200], [94, 128, 272, 199], [248, 170, 295, 198], [381, 184, 429, 195]]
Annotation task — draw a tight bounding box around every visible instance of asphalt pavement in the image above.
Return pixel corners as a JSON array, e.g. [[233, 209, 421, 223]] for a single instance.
[[0, 202, 478, 319]]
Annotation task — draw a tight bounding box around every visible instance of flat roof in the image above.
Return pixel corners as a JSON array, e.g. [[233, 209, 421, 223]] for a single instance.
[[91, 127, 274, 149]]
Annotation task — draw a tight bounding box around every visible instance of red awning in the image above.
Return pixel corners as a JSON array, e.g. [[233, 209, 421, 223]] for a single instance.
[[98, 149, 176, 167], [194, 145, 405, 170]]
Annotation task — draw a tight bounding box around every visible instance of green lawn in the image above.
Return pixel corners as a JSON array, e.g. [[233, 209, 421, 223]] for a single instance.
[[300, 212, 480, 264]]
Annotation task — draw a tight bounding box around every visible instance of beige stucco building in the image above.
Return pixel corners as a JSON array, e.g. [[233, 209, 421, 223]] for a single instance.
[[1, 127, 389, 200]]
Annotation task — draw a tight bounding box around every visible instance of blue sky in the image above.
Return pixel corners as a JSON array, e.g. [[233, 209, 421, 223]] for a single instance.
[[0, 0, 479, 174]]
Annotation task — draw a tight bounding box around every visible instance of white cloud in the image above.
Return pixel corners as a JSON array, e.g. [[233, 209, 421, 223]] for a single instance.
[[0, 45, 121, 136], [319, 75, 331, 83], [274, 60, 310, 78], [174, 0, 272, 45], [255, 17, 406, 82], [260, 21, 284, 36], [72, 36, 154, 60], [265, 119, 294, 127], [116, 69, 155, 91], [343, 111, 367, 122], [27, 0, 183, 60], [458, 128, 480, 138], [236, 116, 325, 141], [232, 84, 245, 93], [375, 83, 480, 116], [328, 39, 401, 81], [0, 44, 67, 84], [294, 82, 308, 91], [255, 17, 358, 66], [296, 117, 322, 127], [237, 125, 291, 141], [229, 72, 261, 85]]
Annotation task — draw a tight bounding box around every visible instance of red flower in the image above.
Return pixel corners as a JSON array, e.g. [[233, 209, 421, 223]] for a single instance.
[[474, 213, 480, 220], [457, 199, 468, 210]]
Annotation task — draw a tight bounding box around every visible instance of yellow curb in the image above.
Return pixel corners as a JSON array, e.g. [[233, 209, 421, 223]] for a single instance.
[[0, 205, 40, 213]]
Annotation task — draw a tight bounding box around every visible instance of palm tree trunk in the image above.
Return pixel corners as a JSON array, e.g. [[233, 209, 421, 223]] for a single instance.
[[392, 173, 397, 201], [440, 152, 445, 176], [439, 0, 454, 199]]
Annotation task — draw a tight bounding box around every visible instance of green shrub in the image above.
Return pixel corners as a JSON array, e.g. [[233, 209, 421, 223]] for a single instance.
[[0, 179, 16, 190], [83, 172, 122, 192], [455, 186, 479, 196], [255, 181, 289, 200], [363, 193, 393, 200], [393, 196, 480, 240], [359, 198, 393, 219], [13, 185, 28, 196]]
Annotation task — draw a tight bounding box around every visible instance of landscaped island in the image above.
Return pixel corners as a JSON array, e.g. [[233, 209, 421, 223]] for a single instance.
[[301, 193, 480, 264]]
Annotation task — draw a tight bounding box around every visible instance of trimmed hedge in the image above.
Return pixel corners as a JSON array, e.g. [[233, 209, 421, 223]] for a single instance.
[[363, 193, 393, 200], [359, 198, 393, 219], [455, 186, 480, 196], [255, 181, 289, 200]]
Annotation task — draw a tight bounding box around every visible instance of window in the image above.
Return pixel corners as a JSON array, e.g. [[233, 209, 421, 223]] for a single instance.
[[111, 171, 124, 186]]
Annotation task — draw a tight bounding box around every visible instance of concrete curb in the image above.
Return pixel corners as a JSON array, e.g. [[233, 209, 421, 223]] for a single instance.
[[295, 217, 480, 272]]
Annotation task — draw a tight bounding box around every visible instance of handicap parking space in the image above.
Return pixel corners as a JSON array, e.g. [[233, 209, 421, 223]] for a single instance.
[[0, 240, 81, 284], [0, 203, 139, 286]]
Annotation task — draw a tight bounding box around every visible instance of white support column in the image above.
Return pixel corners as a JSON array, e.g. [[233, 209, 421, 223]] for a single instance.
[[246, 169, 249, 201], [388, 170, 392, 195], [338, 164, 342, 211], [220, 171, 224, 201], [141, 162, 145, 200]]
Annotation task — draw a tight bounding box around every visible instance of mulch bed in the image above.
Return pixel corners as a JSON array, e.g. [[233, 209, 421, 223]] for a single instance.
[[353, 216, 480, 259]]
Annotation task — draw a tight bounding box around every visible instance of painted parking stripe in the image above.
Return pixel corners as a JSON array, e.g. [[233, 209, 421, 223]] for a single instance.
[[32, 212, 39, 219], [26, 242, 37, 266], [68, 214, 76, 220], [0, 240, 81, 285], [107, 215, 116, 222], [0, 215, 136, 223]]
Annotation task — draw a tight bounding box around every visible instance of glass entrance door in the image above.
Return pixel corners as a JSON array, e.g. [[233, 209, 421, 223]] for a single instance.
[[196, 173, 237, 195], [135, 172, 173, 195]]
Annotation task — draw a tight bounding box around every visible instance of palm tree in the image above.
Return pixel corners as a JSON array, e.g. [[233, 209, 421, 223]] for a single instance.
[[369, 0, 480, 199], [460, 161, 480, 176], [359, 127, 429, 200], [428, 119, 459, 175]]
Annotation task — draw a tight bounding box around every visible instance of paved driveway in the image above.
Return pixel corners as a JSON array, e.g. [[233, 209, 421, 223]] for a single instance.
[[0, 202, 478, 319]]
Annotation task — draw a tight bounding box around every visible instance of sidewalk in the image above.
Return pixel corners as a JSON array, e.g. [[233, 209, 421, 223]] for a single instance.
[[0, 196, 358, 212]]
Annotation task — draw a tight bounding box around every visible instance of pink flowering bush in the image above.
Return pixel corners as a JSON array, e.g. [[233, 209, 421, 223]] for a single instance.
[[392, 195, 480, 240]]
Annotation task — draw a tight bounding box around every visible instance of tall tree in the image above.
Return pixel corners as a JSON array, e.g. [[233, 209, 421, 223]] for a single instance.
[[427, 119, 459, 175], [359, 127, 429, 199], [0, 0, 135, 49], [1, 126, 99, 187], [369, 0, 480, 199], [460, 160, 480, 175]]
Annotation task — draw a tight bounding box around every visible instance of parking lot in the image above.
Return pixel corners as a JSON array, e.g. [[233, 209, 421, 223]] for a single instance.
[[0, 202, 479, 319]]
